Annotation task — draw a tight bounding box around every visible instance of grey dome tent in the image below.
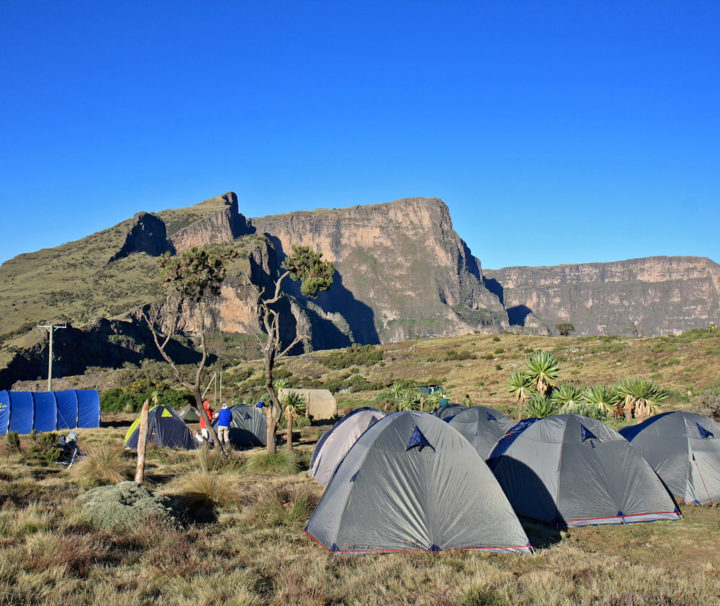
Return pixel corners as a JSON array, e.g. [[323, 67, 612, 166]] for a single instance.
[[447, 406, 516, 459], [177, 404, 200, 423], [310, 408, 385, 486], [620, 411, 720, 505], [432, 404, 465, 420], [213, 404, 266, 447], [305, 411, 531, 554], [124, 405, 196, 450], [488, 414, 680, 527], [310, 407, 384, 469]]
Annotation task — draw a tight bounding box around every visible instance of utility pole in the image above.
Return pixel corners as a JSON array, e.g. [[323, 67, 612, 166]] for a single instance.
[[37, 323, 66, 391]]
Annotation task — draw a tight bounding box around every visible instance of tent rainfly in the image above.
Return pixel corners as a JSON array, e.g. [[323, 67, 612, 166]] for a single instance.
[[212, 404, 267, 447], [305, 410, 532, 554], [0, 390, 100, 435], [310, 408, 386, 486], [488, 414, 680, 527], [447, 406, 516, 459], [124, 405, 196, 450], [432, 404, 466, 420], [620, 411, 720, 505]]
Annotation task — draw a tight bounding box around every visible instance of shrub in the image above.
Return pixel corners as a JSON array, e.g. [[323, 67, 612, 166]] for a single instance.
[[523, 393, 557, 418], [6, 431, 21, 453], [320, 345, 383, 369], [21, 432, 60, 466], [492, 336, 501, 342], [446, 349, 477, 361]]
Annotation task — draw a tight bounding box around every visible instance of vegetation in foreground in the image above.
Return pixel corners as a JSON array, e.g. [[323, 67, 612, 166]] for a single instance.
[[0, 409, 719, 605]]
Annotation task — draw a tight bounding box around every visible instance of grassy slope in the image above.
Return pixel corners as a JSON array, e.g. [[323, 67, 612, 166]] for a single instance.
[[0, 194, 229, 343], [0, 414, 719, 605]]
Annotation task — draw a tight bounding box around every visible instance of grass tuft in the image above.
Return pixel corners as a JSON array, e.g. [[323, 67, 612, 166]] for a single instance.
[[69, 444, 134, 486], [243, 451, 300, 475]]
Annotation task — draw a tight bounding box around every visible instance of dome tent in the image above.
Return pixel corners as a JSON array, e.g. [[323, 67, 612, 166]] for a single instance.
[[177, 404, 200, 423], [488, 415, 679, 527], [432, 404, 465, 420], [212, 404, 266, 447], [306, 411, 531, 554], [310, 408, 386, 486], [620, 411, 720, 505], [447, 406, 516, 459], [124, 405, 196, 450], [310, 407, 384, 469]]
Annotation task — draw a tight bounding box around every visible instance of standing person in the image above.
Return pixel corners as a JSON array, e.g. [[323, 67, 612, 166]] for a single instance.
[[200, 400, 214, 441], [216, 403, 232, 448]]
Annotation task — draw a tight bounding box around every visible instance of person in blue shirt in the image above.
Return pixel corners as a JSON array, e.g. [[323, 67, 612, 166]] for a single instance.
[[216, 403, 232, 448]]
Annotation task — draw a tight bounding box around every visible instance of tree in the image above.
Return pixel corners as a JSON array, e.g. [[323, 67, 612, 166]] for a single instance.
[[282, 391, 306, 451], [615, 378, 668, 423], [507, 372, 533, 420], [258, 245, 334, 453], [555, 322, 575, 337], [141, 246, 237, 455], [524, 350, 560, 396]]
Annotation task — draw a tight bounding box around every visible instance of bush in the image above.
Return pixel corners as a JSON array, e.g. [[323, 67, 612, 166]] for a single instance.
[[6, 431, 21, 453], [21, 432, 60, 466], [320, 345, 383, 369], [445, 349, 477, 361]]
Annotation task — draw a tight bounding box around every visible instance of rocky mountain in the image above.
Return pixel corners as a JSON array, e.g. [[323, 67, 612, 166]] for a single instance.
[[1, 190, 718, 388], [484, 256, 720, 337], [0, 193, 507, 387]]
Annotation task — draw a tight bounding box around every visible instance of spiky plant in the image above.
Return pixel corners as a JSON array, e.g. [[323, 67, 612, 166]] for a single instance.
[[523, 392, 558, 418], [397, 390, 420, 412], [615, 378, 669, 422], [581, 384, 617, 418], [508, 372, 534, 404], [551, 383, 584, 413], [524, 350, 560, 396], [281, 391, 306, 451]]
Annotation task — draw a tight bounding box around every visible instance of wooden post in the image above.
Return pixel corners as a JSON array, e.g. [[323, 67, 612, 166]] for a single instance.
[[286, 407, 294, 452], [135, 399, 150, 485]]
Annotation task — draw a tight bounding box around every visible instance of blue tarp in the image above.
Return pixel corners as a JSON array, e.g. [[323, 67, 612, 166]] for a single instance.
[[33, 392, 58, 432], [0, 389, 99, 434], [76, 390, 100, 428], [9, 392, 34, 434], [0, 391, 9, 435], [55, 390, 79, 429]]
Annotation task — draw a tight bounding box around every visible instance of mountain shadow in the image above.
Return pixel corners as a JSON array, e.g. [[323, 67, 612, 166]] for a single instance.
[[507, 305, 533, 327], [259, 235, 379, 349]]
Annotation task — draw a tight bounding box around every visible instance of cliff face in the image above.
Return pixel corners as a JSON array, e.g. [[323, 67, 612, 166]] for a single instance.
[[249, 197, 508, 344], [484, 257, 720, 336]]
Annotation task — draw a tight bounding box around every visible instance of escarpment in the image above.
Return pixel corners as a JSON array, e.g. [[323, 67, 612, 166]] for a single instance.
[[484, 256, 720, 337]]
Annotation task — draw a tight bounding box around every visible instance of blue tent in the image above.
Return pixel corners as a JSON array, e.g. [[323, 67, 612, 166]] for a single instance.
[[0, 391, 9, 435], [9, 392, 34, 434], [0, 390, 100, 434], [33, 392, 58, 432], [56, 390, 79, 429], [77, 390, 101, 428]]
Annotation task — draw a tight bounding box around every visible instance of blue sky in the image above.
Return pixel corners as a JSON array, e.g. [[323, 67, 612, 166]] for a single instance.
[[1, 1, 718, 269]]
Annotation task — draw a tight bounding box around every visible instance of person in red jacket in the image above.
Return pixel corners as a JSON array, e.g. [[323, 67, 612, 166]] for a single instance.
[[200, 400, 214, 441]]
